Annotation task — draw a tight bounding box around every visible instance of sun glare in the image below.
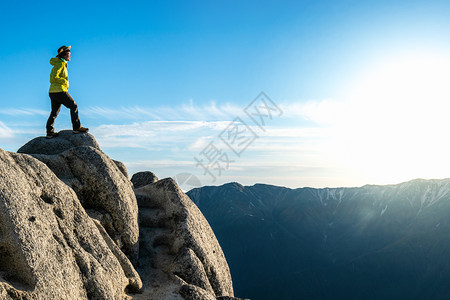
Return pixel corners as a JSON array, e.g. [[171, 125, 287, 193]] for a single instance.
[[331, 53, 450, 185]]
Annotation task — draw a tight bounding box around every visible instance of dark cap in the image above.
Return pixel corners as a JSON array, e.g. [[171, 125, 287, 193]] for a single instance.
[[57, 45, 71, 56]]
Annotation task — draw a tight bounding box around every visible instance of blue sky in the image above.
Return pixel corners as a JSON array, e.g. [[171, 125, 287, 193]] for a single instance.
[[2, 0, 450, 189]]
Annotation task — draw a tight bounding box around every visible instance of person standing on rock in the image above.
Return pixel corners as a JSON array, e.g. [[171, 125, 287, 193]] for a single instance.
[[46, 45, 89, 138]]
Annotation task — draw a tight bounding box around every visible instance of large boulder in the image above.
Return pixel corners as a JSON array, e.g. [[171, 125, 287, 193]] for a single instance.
[[8, 131, 240, 299], [0, 148, 142, 299], [18, 130, 100, 155], [18, 132, 139, 259], [134, 177, 234, 299], [131, 171, 159, 189]]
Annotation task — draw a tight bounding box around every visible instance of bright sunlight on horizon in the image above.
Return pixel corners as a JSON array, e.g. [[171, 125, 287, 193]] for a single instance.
[[314, 51, 450, 186]]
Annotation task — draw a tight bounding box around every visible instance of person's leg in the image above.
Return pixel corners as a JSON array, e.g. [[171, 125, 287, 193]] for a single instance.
[[59, 92, 81, 130], [46, 93, 62, 133]]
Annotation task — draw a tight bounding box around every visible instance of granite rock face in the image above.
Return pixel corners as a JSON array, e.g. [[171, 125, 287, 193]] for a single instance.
[[18, 130, 100, 155], [131, 171, 159, 189], [19, 131, 139, 259], [134, 178, 234, 299], [0, 148, 141, 299], [0, 131, 238, 299]]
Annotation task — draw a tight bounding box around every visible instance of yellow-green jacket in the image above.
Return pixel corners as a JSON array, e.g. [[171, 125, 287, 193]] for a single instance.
[[49, 57, 69, 93]]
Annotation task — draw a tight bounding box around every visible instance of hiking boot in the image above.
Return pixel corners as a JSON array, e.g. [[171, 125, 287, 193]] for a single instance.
[[73, 126, 89, 134], [46, 131, 59, 139]]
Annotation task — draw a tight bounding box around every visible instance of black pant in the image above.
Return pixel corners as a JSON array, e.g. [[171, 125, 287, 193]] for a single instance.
[[46, 92, 81, 133]]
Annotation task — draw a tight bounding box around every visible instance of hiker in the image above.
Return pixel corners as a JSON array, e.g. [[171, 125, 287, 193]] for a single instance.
[[46, 45, 89, 138]]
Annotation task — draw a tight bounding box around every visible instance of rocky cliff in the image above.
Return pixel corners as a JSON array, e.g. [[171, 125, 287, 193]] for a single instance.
[[0, 131, 237, 299]]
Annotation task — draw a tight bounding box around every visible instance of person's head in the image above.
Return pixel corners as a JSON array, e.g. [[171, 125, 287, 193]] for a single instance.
[[56, 45, 71, 61]]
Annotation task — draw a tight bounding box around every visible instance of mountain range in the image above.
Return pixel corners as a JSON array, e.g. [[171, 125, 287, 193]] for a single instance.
[[187, 179, 450, 299]]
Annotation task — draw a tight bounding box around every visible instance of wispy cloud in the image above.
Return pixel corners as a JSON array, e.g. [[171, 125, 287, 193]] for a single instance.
[[85, 106, 162, 121], [94, 120, 229, 136], [85, 101, 243, 122], [90, 119, 328, 158], [0, 108, 48, 116], [0, 121, 13, 138], [83, 99, 338, 125], [91, 120, 231, 151]]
